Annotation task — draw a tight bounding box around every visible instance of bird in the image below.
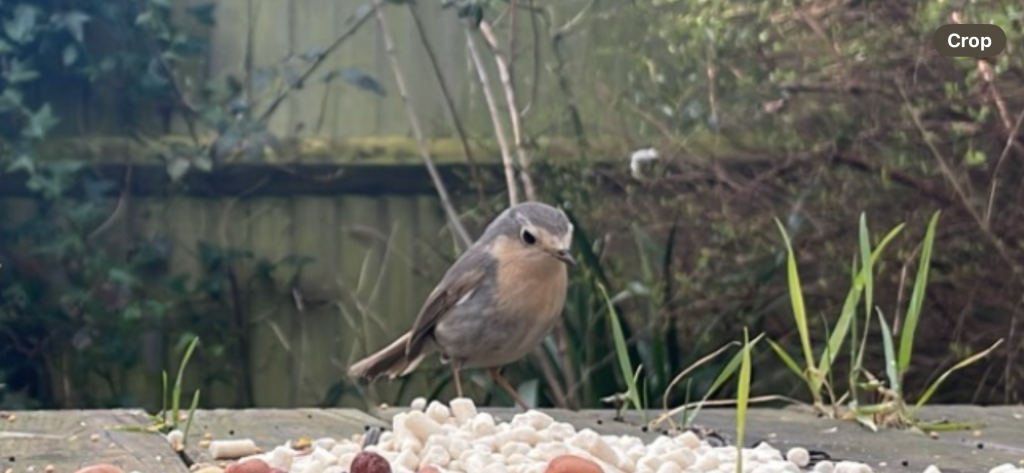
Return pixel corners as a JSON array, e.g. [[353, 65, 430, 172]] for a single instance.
[[347, 201, 577, 409]]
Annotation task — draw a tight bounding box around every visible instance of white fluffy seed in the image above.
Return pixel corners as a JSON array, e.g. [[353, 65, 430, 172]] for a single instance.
[[923, 466, 942, 473], [814, 460, 836, 473], [410, 397, 428, 411], [330, 443, 360, 458], [835, 460, 873, 473], [471, 413, 498, 436], [786, 447, 810, 467], [653, 462, 681, 473], [268, 446, 295, 470], [676, 430, 702, 450], [449, 398, 478, 424], [300, 459, 326, 473], [425, 401, 451, 423], [314, 437, 337, 451], [404, 410, 444, 441], [208, 439, 259, 459], [988, 464, 1021, 473], [421, 444, 451, 468], [311, 448, 337, 465]]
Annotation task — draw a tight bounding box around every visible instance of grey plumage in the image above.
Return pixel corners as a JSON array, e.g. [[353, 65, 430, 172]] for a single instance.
[[346, 202, 575, 407]]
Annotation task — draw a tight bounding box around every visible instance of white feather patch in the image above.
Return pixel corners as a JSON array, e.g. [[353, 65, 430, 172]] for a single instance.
[[455, 288, 476, 306]]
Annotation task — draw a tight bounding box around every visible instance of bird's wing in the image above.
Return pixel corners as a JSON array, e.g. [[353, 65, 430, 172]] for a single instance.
[[405, 249, 490, 356]]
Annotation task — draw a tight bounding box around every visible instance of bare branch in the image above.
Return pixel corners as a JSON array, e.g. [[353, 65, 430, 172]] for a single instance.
[[373, 1, 472, 249], [465, 30, 520, 206]]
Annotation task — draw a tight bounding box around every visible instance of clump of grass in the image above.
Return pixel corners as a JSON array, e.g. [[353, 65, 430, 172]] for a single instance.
[[769, 211, 1003, 432], [113, 335, 202, 441], [599, 281, 647, 422]]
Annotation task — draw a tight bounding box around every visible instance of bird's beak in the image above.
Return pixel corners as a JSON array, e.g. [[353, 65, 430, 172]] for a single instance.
[[553, 249, 577, 266]]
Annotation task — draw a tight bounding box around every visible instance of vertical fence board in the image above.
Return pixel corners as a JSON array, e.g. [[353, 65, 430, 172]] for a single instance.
[[290, 197, 339, 406], [244, 197, 296, 407]]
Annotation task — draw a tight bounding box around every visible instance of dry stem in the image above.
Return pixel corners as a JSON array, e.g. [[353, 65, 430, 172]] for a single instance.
[[478, 20, 537, 201], [372, 1, 472, 249], [465, 30, 520, 206]]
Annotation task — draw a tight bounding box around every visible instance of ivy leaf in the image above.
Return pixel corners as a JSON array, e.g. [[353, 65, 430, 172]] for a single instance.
[[338, 68, 387, 96], [5, 59, 40, 83], [52, 11, 91, 43], [193, 155, 213, 172], [166, 156, 191, 181], [63, 44, 79, 66], [5, 154, 35, 174], [4, 4, 40, 44], [0, 88, 24, 113], [185, 3, 217, 26], [23, 104, 60, 139]]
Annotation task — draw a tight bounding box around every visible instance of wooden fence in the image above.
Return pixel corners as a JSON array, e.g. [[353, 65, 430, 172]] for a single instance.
[[2, 0, 636, 410]]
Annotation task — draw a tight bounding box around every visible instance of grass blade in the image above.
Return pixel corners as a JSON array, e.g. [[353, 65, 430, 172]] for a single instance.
[[877, 311, 900, 396], [767, 339, 804, 381], [898, 211, 940, 376], [183, 388, 201, 440], [735, 328, 753, 473], [598, 282, 644, 421], [689, 333, 764, 423], [914, 339, 1003, 410], [172, 336, 201, 428], [773, 219, 816, 392], [818, 221, 905, 384]]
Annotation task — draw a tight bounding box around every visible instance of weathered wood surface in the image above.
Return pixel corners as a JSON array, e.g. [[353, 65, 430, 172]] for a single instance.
[[0, 410, 188, 473], [373, 405, 1024, 473], [4, 406, 1023, 473], [183, 409, 387, 465]]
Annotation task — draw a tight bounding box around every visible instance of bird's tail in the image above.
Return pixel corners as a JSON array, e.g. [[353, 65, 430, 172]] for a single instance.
[[347, 331, 428, 381]]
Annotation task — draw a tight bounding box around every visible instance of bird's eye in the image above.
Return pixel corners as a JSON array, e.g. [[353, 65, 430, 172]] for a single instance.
[[520, 228, 537, 246]]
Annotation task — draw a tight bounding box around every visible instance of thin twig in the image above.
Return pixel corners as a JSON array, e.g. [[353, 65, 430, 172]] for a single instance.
[[406, 2, 486, 204], [373, 1, 472, 249], [465, 30, 520, 206], [258, 4, 375, 125], [984, 107, 1024, 226], [478, 21, 536, 200]]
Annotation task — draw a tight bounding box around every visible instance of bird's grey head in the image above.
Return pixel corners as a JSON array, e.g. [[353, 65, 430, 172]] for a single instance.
[[482, 201, 576, 265]]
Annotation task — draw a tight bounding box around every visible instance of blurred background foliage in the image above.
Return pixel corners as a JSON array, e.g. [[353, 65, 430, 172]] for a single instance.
[[0, 0, 1022, 411]]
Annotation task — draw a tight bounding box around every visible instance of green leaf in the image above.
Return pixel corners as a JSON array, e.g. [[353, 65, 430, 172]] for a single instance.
[[53, 11, 91, 43], [23, 104, 60, 139], [63, 45, 79, 67], [598, 282, 645, 421], [766, 338, 804, 381], [166, 157, 191, 181], [735, 328, 753, 473], [4, 4, 40, 44], [773, 219, 817, 391], [877, 311, 900, 396], [0, 88, 24, 113], [186, 3, 218, 26], [5, 154, 34, 173], [6, 59, 40, 84], [898, 211, 940, 377], [914, 339, 1003, 411]]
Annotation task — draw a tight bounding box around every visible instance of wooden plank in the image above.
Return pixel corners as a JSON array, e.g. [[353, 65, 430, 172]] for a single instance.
[[290, 196, 341, 406], [0, 410, 188, 473], [0, 163, 508, 199], [182, 408, 387, 464], [245, 197, 297, 408], [368, 406, 1024, 473]]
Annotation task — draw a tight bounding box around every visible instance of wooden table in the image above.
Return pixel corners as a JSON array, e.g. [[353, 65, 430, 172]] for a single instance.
[[2, 405, 1022, 473]]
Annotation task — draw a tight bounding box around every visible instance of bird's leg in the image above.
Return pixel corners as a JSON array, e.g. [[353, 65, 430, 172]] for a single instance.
[[452, 359, 464, 398], [488, 367, 529, 410]]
